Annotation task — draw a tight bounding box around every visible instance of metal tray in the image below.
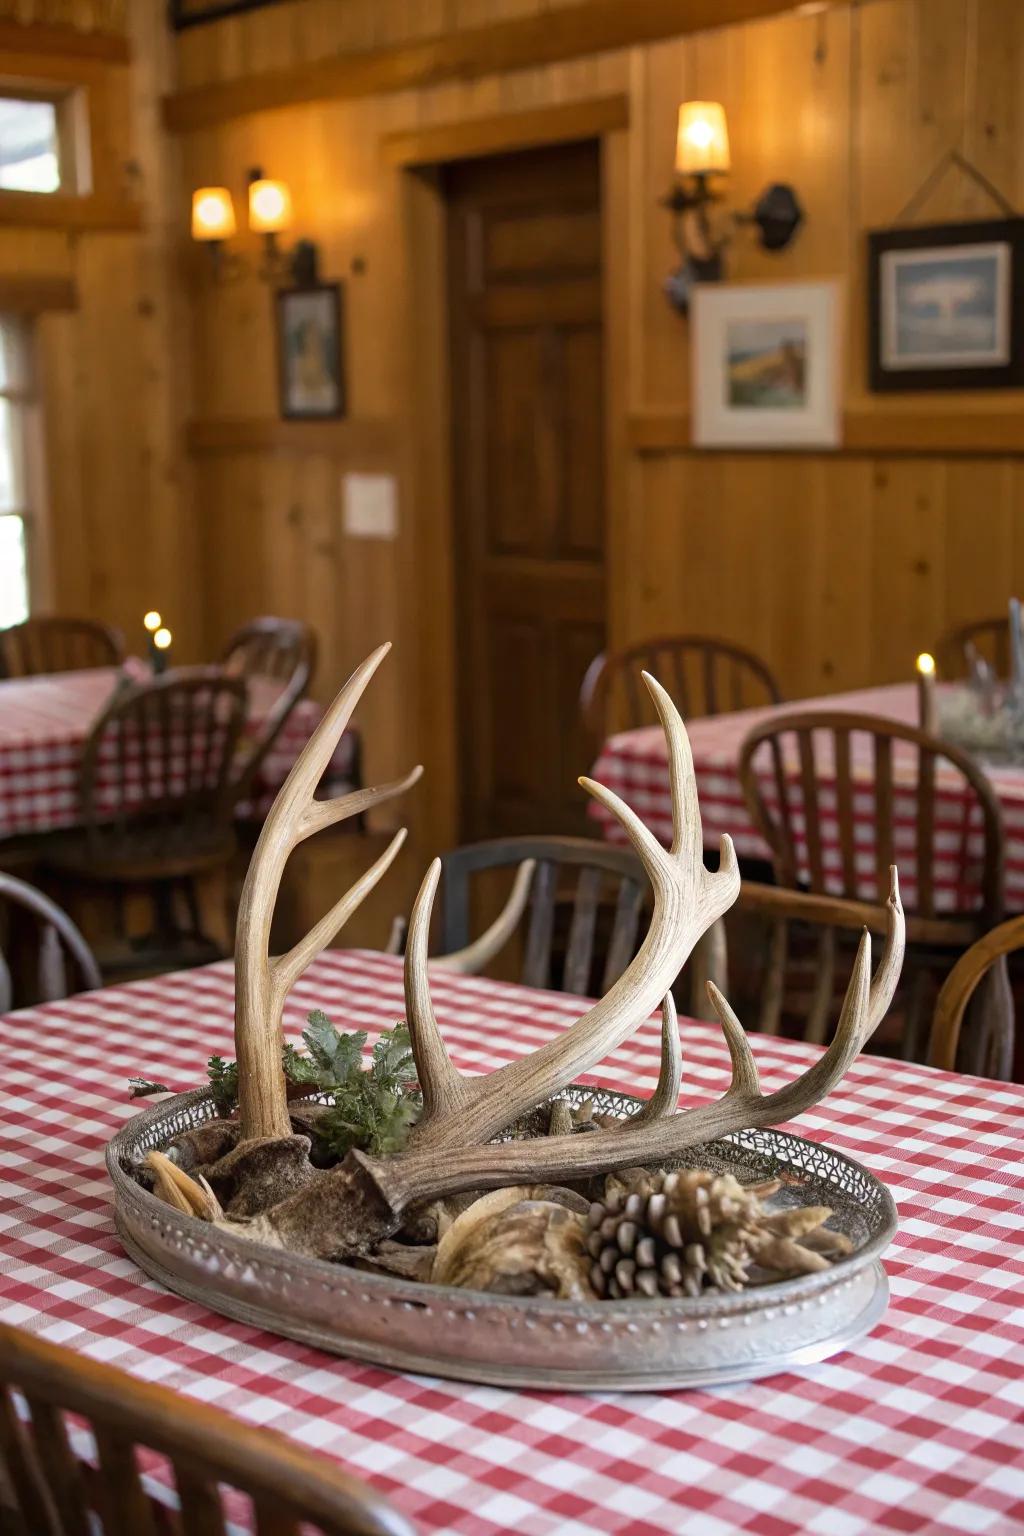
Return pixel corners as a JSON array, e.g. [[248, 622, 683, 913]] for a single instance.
[[107, 1084, 896, 1392]]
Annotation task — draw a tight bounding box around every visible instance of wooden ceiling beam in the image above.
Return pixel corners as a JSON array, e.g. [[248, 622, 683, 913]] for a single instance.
[[0, 20, 129, 64], [163, 0, 843, 133]]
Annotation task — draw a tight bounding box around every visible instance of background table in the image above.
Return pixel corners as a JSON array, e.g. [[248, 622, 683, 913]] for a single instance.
[[589, 682, 1024, 913], [0, 667, 359, 840], [2, 949, 1022, 1534]]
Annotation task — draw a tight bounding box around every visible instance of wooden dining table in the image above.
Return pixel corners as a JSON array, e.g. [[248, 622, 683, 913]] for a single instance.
[[2, 948, 1022, 1534], [588, 682, 1024, 914], [0, 665, 360, 842]]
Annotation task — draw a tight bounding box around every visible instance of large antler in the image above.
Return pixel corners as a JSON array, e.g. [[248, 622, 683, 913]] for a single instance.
[[403, 674, 740, 1148], [368, 869, 904, 1208], [234, 644, 421, 1141]]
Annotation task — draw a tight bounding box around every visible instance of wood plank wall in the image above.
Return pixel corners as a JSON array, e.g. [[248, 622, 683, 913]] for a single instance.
[[0, 1, 199, 658], [168, 0, 1024, 826]]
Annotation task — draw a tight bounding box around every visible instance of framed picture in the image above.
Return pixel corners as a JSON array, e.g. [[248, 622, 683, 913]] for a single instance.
[[868, 219, 1024, 391], [692, 280, 841, 449], [276, 284, 346, 421]]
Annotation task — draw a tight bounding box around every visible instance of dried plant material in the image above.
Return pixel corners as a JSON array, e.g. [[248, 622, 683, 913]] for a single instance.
[[432, 1187, 593, 1300], [586, 1168, 850, 1300], [145, 1152, 222, 1222]]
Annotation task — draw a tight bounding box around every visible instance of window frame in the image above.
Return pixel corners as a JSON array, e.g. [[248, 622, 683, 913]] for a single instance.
[[0, 320, 45, 624], [0, 84, 88, 198]]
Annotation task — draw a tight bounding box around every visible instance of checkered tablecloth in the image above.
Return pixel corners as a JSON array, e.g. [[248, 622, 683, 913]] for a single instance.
[[589, 683, 1024, 913], [0, 667, 359, 839], [2, 948, 1022, 1534]]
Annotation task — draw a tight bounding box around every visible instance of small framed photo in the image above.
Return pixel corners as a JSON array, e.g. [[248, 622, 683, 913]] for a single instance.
[[276, 283, 346, 420], [692, 280, 841, 449], [868, 219, 1024, 391]]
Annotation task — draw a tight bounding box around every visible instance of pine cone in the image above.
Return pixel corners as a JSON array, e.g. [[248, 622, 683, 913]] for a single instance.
[[585, 1168, 852, 1300]]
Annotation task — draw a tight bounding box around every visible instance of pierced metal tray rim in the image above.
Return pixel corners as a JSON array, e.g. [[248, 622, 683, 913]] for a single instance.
[[107, 1083, 898, 1321]]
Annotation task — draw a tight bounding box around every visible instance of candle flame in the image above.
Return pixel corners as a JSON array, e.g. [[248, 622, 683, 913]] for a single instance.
[[916, 652, 935, 676], [154, 627, 172, 651], [144, 610, 162, 632]]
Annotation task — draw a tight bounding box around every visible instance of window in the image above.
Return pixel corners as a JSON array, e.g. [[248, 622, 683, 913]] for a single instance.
[[0, 96, 62, 193], [0, 321, 35, 627]]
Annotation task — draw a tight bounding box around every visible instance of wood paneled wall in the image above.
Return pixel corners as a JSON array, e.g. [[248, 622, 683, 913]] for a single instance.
[[0, 3, 199, 657], [158, 0, 1024, 841]]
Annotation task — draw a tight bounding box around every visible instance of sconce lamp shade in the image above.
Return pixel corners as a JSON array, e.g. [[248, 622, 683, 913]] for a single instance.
[[191, 187, 236, 241], [675, 101, 731, 176], [249, 178, 292, 234]]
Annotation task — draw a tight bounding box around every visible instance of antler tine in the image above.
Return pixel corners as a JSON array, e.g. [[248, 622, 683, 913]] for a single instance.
[[404, 859, 468, 1127], [234, 645, 420, 1142], [630, 994, 682, 1123]]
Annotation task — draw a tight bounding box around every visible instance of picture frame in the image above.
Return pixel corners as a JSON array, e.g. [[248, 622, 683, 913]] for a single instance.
[[692, 280, 841, 449], [276, 283, 346, 421], [868, 218, 1024, 392]]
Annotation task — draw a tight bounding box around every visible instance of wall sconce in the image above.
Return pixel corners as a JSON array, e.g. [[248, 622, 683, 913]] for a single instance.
[[191, 168, 320, 286], [663, 101, 804, 312]]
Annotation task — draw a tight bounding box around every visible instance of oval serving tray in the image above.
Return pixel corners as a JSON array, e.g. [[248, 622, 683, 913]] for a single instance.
[[107, 1083, 897, 1392]]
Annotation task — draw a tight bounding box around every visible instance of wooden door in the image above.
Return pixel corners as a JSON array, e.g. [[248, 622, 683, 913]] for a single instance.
[[447, 141, 606, 839]]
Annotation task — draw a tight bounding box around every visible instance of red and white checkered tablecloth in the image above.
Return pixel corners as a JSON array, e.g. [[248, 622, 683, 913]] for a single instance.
[[2, 948, 1022, 1534], [589, 683, 1024, 913], [0, 667, 359, 839]]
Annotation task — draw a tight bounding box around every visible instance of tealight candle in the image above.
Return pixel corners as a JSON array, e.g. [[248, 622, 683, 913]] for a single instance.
[[916, 652, 937, 735], [153, 625, 173, 675]]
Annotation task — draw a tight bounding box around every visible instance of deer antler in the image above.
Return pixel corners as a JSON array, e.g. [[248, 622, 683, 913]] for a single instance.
[[403, 674, 740, 1147], [234, 643, 421, 1141]]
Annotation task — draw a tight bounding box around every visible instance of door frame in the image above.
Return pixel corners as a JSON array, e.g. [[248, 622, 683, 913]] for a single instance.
[[391, 95, 630, 854]]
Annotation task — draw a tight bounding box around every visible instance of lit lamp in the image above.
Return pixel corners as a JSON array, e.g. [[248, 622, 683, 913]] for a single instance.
[[916, 652, 937, 735], [663, 100, 804, 312], [190, 168, 320, 286], [153, 625, 173, 676]]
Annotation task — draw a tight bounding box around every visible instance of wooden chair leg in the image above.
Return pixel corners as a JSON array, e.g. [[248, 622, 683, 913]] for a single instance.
[[901, 964, 933, 1063], [192, 869, 233, 956], [804, 927, 835, 1045], [759, 917, 787, 1035], [688, 919, 728, 1021], [961, 957, 1015, 1079]]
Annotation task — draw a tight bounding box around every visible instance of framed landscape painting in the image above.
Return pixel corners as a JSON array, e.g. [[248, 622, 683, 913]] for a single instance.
[[692, 280, 841, 448], [868, 218, 1024, 391]]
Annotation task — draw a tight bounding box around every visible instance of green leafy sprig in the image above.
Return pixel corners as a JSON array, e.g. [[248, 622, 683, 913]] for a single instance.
[[139, 1011, 422, 1159]]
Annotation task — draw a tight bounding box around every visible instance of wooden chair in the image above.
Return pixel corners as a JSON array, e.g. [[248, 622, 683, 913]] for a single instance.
[[0, 872, 101, 1011], [929, 915, 1021, 1079], [937, 616, 1010, 680], [581, 635, 781, 744], [0, 617, 125, 679], [0, 1322, 415, 1536], [46, 670, 249, 972], [220, 618, 317, 803], [738, 710, 1006, 1054]]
